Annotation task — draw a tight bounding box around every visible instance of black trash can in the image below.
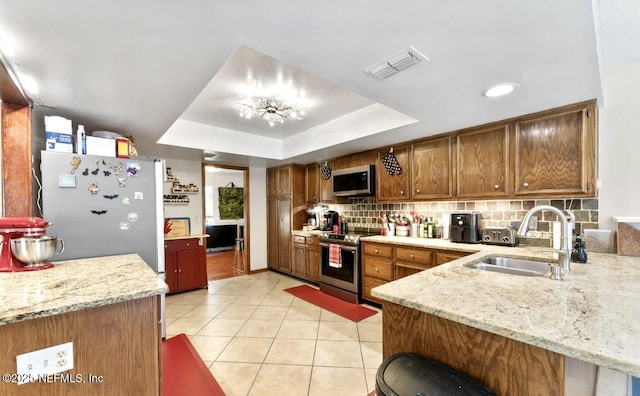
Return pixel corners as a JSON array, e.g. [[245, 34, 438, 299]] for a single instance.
[[376, 352, 497, 396]]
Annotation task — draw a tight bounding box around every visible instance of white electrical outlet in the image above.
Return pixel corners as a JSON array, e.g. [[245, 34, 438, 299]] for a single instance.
[[16, 342, 74, 385]]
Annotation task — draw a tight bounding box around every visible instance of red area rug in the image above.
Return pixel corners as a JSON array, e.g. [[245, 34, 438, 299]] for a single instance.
[[162, 333, 225, 396], [284, 285, 378, 322]]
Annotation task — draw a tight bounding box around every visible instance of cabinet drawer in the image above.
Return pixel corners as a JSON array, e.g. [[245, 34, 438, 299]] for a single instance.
[[363, 276, 388, 304], [395, 262, 429, 280], [363, 257, 393, 281], [306, 236, 319, 246], [293, 235, 306, 244], [164, 238, 199, 251], [434, 250, 470, 265], [363, 243, 393, 258], [395, 246, 432, 267]]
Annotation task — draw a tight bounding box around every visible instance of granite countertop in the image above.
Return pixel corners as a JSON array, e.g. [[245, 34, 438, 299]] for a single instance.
[[0, 254, 168, 326], [368, 235, 640, 377], [291, 230, 323, 237], [164, 233, 209, 241]]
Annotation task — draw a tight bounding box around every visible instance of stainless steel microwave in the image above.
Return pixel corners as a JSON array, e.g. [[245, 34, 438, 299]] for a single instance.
[[332, 165, 375, 196]]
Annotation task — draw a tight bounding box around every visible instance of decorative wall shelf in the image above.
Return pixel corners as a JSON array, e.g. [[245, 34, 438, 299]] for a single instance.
[[170, 181, 199, 194], [163, 194, 190, 204]]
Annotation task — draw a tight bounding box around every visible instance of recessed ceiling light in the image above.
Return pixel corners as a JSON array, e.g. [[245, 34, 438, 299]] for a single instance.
[[482, 83, 519, 97]]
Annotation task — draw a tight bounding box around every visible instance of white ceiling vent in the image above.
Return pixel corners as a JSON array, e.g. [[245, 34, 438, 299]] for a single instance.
[[364, 46, 429, 80]]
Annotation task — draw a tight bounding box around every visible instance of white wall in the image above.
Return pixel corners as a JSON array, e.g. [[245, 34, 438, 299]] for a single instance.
[[249, 166, 267, 271], [598, 59, 640, 230], [163, 159, 204, 235]]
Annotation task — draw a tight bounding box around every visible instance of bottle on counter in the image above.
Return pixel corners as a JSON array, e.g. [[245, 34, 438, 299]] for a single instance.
[[571, 236, 588, 263], [76, 124, 86, 155], [427, 217, 435, 238]]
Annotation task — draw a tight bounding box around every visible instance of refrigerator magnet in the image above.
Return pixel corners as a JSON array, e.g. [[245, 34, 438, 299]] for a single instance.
[[121, 197, 130, 205], [117, 177, 127, 187], [82, 168, 89, 176], [88, 182, 100, 194], [119, 221, 130, 230], [127, 162, 141, 176], [127, 212, 139, 222]]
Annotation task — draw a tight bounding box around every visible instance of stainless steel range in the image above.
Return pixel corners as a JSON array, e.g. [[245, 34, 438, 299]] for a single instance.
[[318, 231, 370, 304]]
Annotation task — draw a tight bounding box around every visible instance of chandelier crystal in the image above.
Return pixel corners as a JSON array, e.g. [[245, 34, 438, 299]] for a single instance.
[[238, 97, 305, 127]]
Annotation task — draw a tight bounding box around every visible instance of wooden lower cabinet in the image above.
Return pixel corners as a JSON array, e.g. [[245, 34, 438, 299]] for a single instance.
[[361, 241, 471, 304], [382, 302, 596, 396], [0, 297, 160, 395], [362, 243, 394, 304], [164, 238, 207, 293], [306, 238, 320, 282], [291, 234, 320, 283]]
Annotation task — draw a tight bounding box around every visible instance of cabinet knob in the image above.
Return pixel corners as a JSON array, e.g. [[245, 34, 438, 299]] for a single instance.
[[374, 249, 378, 253], [186, 243, 190, 247], [410, 254, 414, 259], [400, 190, 405, 195], [415, 189, 421, 194], [375, 268, 379, 273], [494, 184, 499, 190], [523, 182, 529, 188]]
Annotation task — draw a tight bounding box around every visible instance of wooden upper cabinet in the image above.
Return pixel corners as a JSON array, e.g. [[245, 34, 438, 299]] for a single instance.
[[455, 125, 509, 199], [411, 137, 454, 200], [319, 161, 335, 202], [2, 103, 33, 217], [267, 168, 278, 197], [277, 166, 291, 195], [376, 146, 410, 202], [268, 164, 302, 198], [514, 101, 596, 197], [305, 163, 320, 204]]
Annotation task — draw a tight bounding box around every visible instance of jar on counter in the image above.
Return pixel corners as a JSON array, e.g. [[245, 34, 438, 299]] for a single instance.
[[395, 225, 409, 237]]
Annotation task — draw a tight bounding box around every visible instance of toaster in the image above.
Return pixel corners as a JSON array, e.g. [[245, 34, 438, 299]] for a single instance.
[[481, 227, 518, 246]]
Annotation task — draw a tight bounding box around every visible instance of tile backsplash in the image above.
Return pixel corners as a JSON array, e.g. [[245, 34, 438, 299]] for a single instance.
[[328, 197, 599, 240]]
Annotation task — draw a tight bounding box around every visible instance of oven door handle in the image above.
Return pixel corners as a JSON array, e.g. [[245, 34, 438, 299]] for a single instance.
[[319, 242, 358, 252]]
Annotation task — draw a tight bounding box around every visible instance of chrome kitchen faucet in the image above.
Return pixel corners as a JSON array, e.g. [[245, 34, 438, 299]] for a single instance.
[[517, 205, 573, 274]]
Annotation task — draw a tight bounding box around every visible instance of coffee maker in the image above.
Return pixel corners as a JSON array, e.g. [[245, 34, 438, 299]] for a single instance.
[[449, 213, 481, 243], [0, 217, 55, 272], [322, 210, 340, 231], [306, 204, 327, 230]]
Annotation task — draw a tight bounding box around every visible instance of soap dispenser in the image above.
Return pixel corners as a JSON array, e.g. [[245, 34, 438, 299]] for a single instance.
[[571, 235, 588, 263]]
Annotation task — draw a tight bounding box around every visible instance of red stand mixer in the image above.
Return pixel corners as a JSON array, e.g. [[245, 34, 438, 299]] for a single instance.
[[0, 217, 55, 272]]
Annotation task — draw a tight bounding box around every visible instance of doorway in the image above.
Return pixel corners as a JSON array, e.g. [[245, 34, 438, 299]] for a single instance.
[[202, 163, 250, 280]]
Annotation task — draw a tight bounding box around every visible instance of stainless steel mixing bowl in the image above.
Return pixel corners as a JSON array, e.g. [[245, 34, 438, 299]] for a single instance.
[[10, 236, 65, 265]]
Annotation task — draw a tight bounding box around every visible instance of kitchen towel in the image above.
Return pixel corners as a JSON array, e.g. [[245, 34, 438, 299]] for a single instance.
[[329, 244, 342, 268]]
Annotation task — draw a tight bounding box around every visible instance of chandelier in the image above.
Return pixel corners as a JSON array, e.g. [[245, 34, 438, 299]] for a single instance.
[[238, 97, 305, 127]]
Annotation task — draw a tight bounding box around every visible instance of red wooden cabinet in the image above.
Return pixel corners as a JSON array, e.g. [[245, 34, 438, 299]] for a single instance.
[[164, 238, 207, 293]]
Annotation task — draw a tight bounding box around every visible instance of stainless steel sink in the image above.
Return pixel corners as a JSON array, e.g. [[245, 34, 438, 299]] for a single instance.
[[465, 257, 551, 276]]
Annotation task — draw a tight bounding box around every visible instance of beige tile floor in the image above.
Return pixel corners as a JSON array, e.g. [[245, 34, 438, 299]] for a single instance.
[[165, 271, 382, 396], [166, 270, 629, 396]]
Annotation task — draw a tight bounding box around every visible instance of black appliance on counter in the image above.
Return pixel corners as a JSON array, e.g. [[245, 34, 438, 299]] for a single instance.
[[449, 213, 481, 243], [321, 210, 340, 231]]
